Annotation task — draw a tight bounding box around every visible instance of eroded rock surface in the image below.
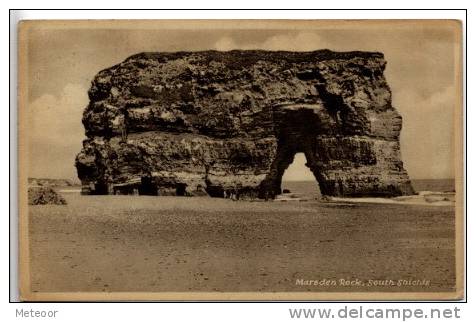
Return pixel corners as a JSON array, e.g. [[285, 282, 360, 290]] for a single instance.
[[29, 187, 67, 205], [76, 50, 414, 198]]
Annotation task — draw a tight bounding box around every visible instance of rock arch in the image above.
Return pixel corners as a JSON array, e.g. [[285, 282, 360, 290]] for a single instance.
[[76, 50, 414, 198]]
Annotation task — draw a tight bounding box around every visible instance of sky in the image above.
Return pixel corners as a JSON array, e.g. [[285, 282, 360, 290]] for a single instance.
[[23, 20, 461, 181]]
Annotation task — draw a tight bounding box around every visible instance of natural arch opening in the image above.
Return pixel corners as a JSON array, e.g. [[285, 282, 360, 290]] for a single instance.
[[258, 105, 329, 200], [281, 153, 321, 198]]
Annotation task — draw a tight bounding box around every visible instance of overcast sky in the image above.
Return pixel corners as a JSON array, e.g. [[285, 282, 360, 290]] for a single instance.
[[24, 20, 460, 181]]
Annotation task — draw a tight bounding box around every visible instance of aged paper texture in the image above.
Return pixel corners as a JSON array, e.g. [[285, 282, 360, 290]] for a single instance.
[[18, 19, 463, 301]]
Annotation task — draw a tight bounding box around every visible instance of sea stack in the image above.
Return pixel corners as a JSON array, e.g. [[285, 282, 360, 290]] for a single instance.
[[75, 50, 414, 198]]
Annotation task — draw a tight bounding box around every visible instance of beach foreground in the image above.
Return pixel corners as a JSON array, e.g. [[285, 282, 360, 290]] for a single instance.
[[28, 191, 456, 294]]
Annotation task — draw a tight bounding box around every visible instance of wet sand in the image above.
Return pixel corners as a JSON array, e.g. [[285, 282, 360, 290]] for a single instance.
[[28, 193, 455, 294]]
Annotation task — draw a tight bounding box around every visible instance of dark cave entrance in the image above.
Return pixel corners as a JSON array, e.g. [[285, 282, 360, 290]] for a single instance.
[[176, 183, 187, 196], [94, 181, 109, 195], [139, 177, 158, 195]]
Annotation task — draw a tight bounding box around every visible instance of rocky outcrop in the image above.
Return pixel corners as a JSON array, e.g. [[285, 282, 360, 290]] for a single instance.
[[75, 50, 414, 198], [28, 187, 67, 205]]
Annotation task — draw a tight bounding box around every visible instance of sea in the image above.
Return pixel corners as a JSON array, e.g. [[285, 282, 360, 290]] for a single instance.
[[281, 179, 455, 199]]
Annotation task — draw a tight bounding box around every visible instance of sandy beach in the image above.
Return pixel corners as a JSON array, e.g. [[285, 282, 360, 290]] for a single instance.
[[28, 191, 456, 294]]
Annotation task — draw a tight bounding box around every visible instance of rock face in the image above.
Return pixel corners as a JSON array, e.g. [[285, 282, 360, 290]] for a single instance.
[[75, 50, 414, 198], [28, 187, 67, 205]]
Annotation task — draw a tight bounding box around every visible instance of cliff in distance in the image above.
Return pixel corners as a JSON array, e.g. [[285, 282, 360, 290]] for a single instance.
[[75, 50, 414, 198]]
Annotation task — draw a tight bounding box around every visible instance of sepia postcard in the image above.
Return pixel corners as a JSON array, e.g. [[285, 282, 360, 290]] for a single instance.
[[17, 19, 464, 301]]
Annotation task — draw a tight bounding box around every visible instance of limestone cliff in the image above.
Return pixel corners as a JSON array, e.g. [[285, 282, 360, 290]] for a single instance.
[[75, 50, 414, 198]]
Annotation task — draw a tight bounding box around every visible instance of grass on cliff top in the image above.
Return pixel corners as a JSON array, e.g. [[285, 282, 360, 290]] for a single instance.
[[125, 49, 385, 68]]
